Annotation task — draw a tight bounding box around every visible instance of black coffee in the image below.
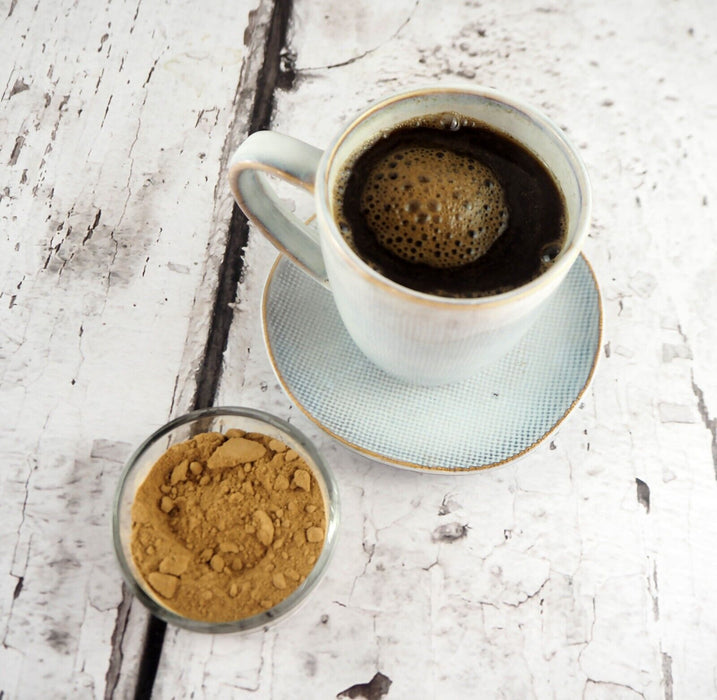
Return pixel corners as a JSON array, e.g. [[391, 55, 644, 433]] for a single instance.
[[334, 114, 567, 298]]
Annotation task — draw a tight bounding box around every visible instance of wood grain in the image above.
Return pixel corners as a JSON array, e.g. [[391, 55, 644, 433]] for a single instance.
[[160, 0, 717, 697], [0, 0, 263, 696], [2, 0, 717, 697]]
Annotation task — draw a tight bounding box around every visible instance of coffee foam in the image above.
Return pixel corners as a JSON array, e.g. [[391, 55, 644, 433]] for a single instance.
[[358, 144, 509, 268]]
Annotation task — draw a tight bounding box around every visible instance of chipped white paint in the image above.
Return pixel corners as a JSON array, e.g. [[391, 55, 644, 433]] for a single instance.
[[2, 0, 717, 698], [0, 0, 263, 696], [180, 1, 717, 699]]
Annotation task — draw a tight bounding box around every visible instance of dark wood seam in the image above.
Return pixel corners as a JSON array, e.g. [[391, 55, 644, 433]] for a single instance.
[[128, 1, 295, 696]]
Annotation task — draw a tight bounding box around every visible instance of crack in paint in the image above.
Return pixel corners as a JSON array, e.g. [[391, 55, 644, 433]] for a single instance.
[[8, 135, 24, 165], [142, 57, 159, 88], [583, 679, 647, 699], [3, 458, 34, 647], [690, 372, 717, 479], [300, 0, 420, 71], [661, 652, 673, 700], [82, 209, 102, 245], [504, 576, 550, 609]]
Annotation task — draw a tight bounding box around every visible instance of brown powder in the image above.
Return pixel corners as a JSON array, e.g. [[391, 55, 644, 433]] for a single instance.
[[130, 429, 326, 623]]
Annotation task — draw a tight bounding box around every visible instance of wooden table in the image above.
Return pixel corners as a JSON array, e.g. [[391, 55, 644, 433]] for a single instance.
[[2, 0, 717, 697]]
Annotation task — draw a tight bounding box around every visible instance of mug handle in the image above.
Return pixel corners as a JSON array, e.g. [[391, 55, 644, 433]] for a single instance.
[[228, 131, 328, 284]]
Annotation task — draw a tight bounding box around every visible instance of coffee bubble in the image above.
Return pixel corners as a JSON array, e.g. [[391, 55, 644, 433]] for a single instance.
[[540, 241, 561, 265], [438, 112, 461, 131], [359, 144, 509, 268]]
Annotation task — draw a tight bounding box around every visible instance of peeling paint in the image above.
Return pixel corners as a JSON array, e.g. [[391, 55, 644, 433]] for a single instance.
[[635, 478, 650, 513], [337, 672, 392, 700], [431, 522, 469, 542], [437, 493, 460, 516], [8, 77, 29, 97]]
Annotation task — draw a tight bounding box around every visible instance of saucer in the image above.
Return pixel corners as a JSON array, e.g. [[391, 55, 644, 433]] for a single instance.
[[262, 255, 602, 472]]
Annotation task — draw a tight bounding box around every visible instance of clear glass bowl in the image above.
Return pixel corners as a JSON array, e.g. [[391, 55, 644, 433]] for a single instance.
[[112, 406, 340, 633]]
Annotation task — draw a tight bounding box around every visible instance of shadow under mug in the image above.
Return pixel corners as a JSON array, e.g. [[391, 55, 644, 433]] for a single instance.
[[228, 86, 591, 385]]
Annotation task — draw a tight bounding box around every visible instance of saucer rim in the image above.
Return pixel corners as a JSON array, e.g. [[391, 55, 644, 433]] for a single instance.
[[261, 253, 603, 473]]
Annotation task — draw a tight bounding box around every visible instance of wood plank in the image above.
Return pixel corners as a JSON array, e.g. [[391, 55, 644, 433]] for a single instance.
[[155, 0, 717, 697], [0, 0, 263, 696]]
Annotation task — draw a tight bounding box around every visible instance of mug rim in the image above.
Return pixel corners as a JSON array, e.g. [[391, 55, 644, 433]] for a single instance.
[[315, 85, 591, 308]]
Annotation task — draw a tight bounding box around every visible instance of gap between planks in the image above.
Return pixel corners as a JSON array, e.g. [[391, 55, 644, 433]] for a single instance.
[[105, 0, 296, 697]]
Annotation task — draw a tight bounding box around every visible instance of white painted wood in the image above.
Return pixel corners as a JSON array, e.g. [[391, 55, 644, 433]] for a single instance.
[[0, 0, 261, 696], [156, 0, 717, 698], [4, 0, 717, 697]]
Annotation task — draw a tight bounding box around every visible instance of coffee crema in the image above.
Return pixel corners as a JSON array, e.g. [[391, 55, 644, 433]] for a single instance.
[[334, 113, 567, 298]]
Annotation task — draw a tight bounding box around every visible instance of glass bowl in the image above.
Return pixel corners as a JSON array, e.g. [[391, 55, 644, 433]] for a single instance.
[[112, 406, 340, 633]]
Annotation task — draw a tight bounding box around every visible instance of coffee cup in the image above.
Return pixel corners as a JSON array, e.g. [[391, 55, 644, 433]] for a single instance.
[[228, 86, 591, 385]]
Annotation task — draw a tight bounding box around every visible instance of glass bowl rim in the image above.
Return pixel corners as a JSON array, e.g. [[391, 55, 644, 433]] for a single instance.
[[112, 405, 340, 633]]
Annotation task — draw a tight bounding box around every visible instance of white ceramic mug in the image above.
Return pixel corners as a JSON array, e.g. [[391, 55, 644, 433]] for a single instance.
[[228, 86, 591, 385]]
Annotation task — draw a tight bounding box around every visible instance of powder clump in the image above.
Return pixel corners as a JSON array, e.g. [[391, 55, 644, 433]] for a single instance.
[[130, 430, 326, 623]]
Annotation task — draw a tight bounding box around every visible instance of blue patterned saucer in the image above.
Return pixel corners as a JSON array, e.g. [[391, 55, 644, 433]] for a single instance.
[[262, 254, 601, 472]]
